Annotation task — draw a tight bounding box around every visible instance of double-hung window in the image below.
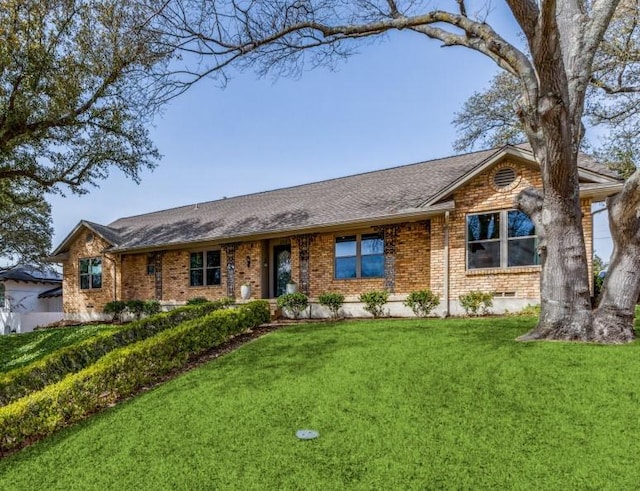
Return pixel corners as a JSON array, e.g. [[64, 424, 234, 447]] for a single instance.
[[335, 233, 384, 279], [467, 210, 538, 269], [190, 251, 221, 287], [79, 257, 102, 289]]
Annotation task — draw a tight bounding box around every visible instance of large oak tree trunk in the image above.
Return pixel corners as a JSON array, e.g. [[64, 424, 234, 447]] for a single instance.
[[517, 147, 594, 341], [592, 171, 640, 343]]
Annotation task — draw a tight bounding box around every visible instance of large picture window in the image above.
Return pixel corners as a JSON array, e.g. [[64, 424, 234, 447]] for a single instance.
[[467, 210, 538, 269], [335, 233, 384, 279], [79, 257, 102, 289], [190, 251, 221, 287]]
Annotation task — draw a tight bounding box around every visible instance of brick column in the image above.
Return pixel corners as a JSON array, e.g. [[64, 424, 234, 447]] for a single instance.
[[222, 243, 238, 298], [375, 224, 400, 293], [293, 234, 316, 295]]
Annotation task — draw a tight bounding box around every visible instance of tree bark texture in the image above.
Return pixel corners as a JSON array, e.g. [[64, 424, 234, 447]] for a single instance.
[[592, 171, 640, 343]]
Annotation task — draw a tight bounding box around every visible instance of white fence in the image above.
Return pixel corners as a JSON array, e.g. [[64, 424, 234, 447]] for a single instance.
[[0, 311, 64, 334]]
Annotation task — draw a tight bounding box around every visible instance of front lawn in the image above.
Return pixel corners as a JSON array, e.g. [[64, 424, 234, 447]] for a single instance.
[[2, 317, 640, 490], [0, 324, 117, 373]]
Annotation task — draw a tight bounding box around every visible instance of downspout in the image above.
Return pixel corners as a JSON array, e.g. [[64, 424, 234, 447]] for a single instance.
[[443, 211, 450, 317]]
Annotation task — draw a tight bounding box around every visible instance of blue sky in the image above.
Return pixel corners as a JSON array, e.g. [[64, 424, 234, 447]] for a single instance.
[[46, 12, 614, 262]]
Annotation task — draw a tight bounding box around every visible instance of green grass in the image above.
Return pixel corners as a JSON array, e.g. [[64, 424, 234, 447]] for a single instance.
[[2, 316, 640, 490], [0, 324, 117, 373]]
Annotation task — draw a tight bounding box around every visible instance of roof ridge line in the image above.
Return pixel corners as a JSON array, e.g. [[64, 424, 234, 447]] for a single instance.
[[108, 145, 504, 225]]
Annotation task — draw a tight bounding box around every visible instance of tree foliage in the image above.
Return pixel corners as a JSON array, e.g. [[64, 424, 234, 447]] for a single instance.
[[0, 182, 52, 267], [0, 0, 173, 265], [453, 0, 640, 179]]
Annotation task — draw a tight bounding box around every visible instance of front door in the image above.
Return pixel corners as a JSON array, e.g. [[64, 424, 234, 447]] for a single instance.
[[273, 245, 291, 297]]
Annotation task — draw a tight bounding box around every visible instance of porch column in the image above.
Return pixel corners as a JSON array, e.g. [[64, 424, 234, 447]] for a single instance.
[[293, 234, 316, 295], [375, 224, 400, 293], [222, 243, 238, 298]]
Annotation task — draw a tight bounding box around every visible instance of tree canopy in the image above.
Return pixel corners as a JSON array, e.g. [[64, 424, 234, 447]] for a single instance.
[[0, 0, 172, 265], [453, 0, 640, 179]]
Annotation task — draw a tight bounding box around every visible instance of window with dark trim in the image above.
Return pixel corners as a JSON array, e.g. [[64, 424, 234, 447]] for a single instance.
[[467, 210, 538, 269], [0, 283, 5, 308], [335, 233, 384, 279], [190, 251, 221, 286], [79, 257, 102, 289], [147, 255, 155, 275]]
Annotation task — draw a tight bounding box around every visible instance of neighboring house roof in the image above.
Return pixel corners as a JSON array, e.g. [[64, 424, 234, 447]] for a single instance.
[[0, 266, 62, 284], [51, 144, 623, 256], [38, 286, 63, 298]]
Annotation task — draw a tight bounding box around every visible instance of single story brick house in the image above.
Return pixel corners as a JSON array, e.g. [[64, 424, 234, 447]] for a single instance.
[[50, 145, 623, 318]]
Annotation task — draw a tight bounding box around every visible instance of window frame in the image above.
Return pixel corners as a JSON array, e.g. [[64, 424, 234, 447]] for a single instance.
[[466, 209, 539, 270], [79, 257, 103, 290], [334, 232, 385, 280], [147, 255, 155, 276], [0, 283, 5, 309], [189, 249, 222, 287]]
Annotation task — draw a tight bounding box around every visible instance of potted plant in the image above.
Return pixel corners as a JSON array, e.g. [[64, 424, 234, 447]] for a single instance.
[[286, 280, 298, 294], [240, 282, 252, 300]]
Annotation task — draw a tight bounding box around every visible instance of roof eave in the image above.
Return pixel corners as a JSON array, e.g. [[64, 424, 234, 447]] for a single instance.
[[50, 220, 117, 257], [420, 145, 535, 208], [579, 182, 624, 201], [107, 201, 456, 254]]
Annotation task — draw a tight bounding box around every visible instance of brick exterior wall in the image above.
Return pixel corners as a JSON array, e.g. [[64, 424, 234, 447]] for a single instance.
[[428, 159, 595, 305], [61, 159, 596, 314], [62, 232, 118, 314]]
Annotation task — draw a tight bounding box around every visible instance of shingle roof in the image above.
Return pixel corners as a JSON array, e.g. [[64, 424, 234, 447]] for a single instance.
[[53, 145, 622, 254], [0, 266, 62, 283]]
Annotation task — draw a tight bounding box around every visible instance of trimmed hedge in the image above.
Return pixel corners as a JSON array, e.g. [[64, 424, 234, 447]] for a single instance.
[[0, 301, 231, 407], [0, 300, 270, 454]]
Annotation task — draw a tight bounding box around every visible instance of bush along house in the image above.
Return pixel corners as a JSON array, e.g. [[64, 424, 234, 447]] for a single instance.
[[50, 145, 623, 319]]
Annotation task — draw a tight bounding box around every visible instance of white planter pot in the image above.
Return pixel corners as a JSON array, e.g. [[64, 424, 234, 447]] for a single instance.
[[286, 283, 298, 294], [240, 284, 252, 300]]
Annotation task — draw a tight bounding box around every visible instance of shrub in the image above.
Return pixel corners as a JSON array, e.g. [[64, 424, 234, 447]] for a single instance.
[[143, 300, 162, 317], [404, 290, 440, 317], [186, 297, 209, 305], [277, 292, 309, 319], [0, 301, 229, 407], [126, 300, 145, 320], [103, 301, 126, 322], [512, 303, 541, 317], [359, 290, 389, 318], [219, 297, 236, 308], [0, 301, 270, 454], [459, 291, 494, 316], [318, 292, 345, 319]]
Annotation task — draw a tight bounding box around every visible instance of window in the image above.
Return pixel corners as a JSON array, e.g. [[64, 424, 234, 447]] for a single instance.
[[467, 210, 538, 269], [147, 255, 155, 275], [190, 250, 221, 286], [335, 233, 384, 279], [0, 283, 5, 309], [79, 257, 102, 289]]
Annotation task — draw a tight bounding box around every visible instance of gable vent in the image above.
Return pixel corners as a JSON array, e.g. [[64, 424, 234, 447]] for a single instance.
[[493, 167, 517, 189]]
